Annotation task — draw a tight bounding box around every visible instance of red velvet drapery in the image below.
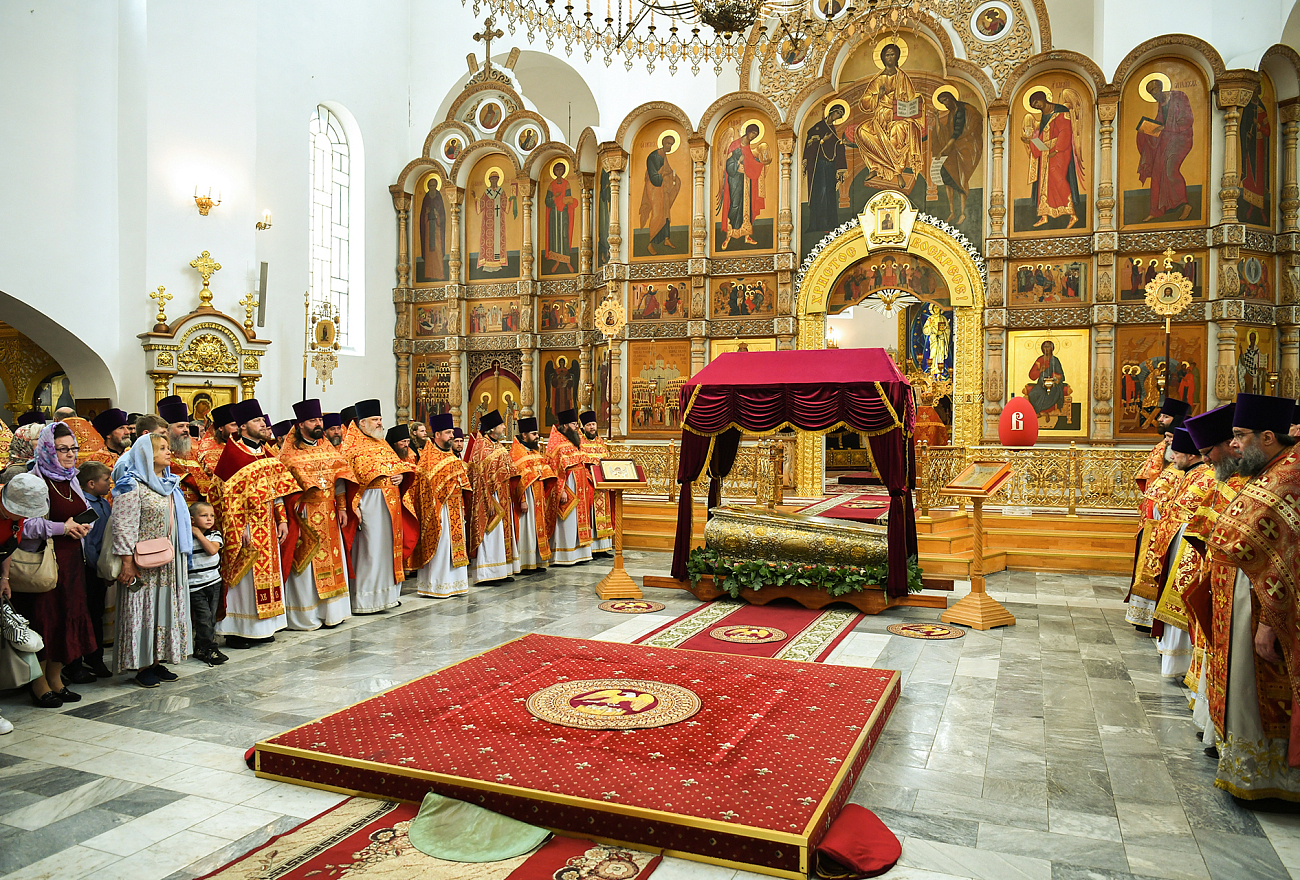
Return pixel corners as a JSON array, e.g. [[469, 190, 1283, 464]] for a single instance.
[[671, 348, 917, 597]]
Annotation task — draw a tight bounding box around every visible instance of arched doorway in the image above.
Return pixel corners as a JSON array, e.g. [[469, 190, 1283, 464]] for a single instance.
[[791, 192, 985, 495], [0, 290, 119, 425]]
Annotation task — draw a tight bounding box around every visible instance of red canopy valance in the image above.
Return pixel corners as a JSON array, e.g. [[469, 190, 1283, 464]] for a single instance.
[[671, 348, 918, 597]]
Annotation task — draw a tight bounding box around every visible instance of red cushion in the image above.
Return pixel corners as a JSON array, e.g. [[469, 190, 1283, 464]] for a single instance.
[[814, 804, 901, 879]]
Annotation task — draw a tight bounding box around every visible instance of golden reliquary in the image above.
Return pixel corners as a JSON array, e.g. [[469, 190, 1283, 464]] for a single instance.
[[703, 506, 889, 568]]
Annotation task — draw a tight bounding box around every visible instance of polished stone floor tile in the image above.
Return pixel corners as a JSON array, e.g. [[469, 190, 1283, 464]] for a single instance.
[[1, 561, 1298, 879]]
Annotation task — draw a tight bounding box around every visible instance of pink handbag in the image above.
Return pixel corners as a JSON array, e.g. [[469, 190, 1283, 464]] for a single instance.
[[133, 499, 175, 570]]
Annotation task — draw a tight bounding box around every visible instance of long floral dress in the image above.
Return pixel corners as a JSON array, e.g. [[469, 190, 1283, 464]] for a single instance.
[[110, 487, 190, 673]]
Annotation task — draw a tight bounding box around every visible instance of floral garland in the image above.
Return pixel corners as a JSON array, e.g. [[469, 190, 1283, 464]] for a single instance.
[[686, 547, 924, 598]]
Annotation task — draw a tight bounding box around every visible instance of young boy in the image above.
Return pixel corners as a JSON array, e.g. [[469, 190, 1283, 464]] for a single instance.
[[187, 501, 227, 666], [69, 461, 113, 680]]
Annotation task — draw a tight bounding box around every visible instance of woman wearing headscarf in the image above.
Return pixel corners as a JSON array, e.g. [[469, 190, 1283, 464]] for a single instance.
[[110, 433, 193, 687], [12, 423, 97, 707], [0, 423, 42, 483]]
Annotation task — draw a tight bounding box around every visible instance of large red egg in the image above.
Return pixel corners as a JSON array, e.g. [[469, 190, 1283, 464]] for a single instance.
[[998, 397, 1040, 447]]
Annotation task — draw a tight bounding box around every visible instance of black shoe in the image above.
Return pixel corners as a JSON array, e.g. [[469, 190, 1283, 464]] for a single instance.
[[89, 660, 113, 678], [224, 636, 255, 649], [64, 665, 97, 685], [31, 688, 63, 708], [194, 649, 218, 667], [1196, 731, 1204, 741], [211, 648, 229, 664], [54, 687, 81, 703], [1205, 745, 1220, 759], [153, 665, 178, 682]]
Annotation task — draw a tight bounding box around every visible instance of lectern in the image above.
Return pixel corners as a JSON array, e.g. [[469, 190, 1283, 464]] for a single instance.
[[593, 459, 648, 600], [939, 461, 1017, 630]]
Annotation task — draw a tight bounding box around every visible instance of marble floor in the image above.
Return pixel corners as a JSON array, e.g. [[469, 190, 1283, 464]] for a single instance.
[[1, 552, 1298, 880]]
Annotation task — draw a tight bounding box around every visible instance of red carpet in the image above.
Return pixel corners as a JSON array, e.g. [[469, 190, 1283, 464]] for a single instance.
[[197, 796, 661, 879], [256, 634, 899, 879], [634, 600, 864, 662], [796, 492, 891, 522], [834, 471, 881, 486]]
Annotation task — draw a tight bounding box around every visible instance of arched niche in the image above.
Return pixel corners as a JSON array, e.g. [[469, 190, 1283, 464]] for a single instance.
[[0, 288, 118, 411], [791, 192, 985, 494]]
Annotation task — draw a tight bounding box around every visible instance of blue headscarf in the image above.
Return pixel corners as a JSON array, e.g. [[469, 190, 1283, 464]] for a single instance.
[[113, 434, 193, 559]]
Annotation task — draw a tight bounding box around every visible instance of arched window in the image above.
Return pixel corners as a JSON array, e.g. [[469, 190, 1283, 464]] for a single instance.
[[309, 104, 363, 351]]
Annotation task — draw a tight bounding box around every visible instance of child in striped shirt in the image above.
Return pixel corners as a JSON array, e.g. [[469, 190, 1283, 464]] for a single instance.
[[187, 501, 227, 666]]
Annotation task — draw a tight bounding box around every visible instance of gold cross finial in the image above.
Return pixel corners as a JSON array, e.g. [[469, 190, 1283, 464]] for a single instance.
[[238, 290, 258, 333], [148, 285, 173, 328], [1162, 247, 1177, 269], [189, 251, 222, 308], [473, 16, 504, 70]]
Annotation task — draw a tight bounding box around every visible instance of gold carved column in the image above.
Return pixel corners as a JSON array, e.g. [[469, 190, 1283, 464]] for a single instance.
[[1281, 100, 1300, 233], [986, 104, 1008, 238], [609, 332, 623, 439], [519, 176, 537, 418], [689, 136, 708, 259], [602, 151, 625, 262], [579, 173, 594, 275], [447, 186, 466, 422], [578, 173, 595, 408], [395, 353, 411, 422], [390, 185, 412, 288], [1092, 322, 1115, 440], [1096, 95, 1118, 231], [1216, 71, 1259, 225], [776, 123, 795, 253], [1280, 324, 1299, 398]]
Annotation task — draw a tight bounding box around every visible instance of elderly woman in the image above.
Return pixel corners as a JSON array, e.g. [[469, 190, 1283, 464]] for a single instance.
[[11, 424, 98, 707], [111, 433, 193, 687], [0, 472, 51, 732], [0, 423, 42, 483]]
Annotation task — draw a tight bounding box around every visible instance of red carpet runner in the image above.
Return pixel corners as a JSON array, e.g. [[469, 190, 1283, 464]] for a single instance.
[[255, 634, 899, 879], [634, 600, 864, 661], [197, 797, 662, 879]]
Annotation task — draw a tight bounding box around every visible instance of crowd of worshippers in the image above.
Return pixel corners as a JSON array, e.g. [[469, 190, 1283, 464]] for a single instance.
[[0, 397, 615, 732], [1125, 392, 1300, 805]]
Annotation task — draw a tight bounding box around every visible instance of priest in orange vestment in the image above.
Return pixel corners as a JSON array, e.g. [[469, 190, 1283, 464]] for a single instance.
[[84, 408, 131, 470], [279, 398, 357, 630], [340, 399, 417, 614], [546, 409, 594, 566], [410, 413, 472, 597], [214, 399, 301, 647], [467, 410, 518, 582], [510, 416, 559, 571], [580, 410, 614, 555], [1205, 393, 1300, 800]]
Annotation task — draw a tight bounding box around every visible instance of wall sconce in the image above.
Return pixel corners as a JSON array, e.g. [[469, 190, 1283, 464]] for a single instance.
[[826, 325, 840, 349], [194, 187, 222, 216], [255, 210, 272, 231]]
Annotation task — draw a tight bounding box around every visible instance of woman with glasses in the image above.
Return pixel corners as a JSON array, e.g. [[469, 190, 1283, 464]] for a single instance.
[[11, 423, 97, 707]]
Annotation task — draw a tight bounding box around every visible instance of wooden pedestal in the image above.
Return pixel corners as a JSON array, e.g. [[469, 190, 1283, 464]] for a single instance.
[[939, 497, 1015, 630], [595, 481, 644, 600]]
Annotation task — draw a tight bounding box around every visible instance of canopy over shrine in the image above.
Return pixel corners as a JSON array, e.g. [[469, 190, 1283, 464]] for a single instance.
[[671, 348, 917, 596]]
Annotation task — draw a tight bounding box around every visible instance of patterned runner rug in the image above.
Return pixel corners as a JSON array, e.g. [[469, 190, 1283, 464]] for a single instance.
[[198, 797, 660, 880], [633, 599, 864, 662]]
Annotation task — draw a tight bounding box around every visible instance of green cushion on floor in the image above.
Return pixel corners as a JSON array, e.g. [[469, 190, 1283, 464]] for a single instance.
[[407, 791, 550, 862]]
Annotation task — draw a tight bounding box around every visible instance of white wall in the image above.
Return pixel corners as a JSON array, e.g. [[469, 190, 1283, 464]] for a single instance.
[[4, 0, 1300, 424]]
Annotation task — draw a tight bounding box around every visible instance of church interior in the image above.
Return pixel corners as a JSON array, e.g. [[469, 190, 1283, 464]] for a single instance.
[[3, 0, 1300, 877]]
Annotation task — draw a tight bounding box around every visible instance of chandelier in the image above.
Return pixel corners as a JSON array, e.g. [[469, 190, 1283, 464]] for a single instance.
[[463, 0, 926, 75]]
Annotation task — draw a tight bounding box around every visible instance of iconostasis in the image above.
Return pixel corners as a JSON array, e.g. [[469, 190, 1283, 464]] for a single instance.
[[390, 20, 1300, 451]]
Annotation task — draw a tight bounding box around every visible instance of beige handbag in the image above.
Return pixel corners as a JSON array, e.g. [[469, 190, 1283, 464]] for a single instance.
[[8, 541, 57, 593]]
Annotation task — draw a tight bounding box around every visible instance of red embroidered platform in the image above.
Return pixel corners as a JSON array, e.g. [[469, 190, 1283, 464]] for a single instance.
[[255, 634, 899, 879]]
